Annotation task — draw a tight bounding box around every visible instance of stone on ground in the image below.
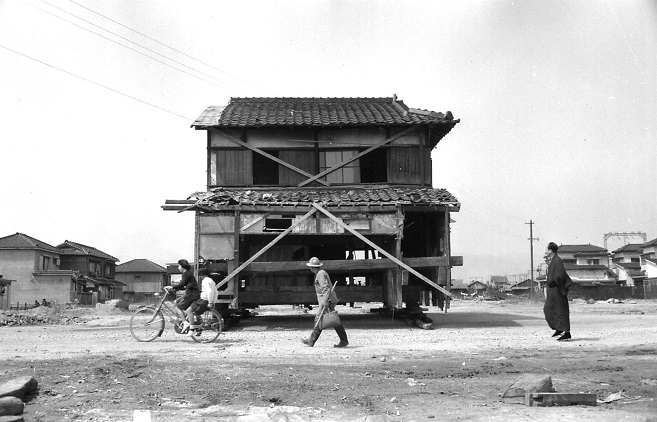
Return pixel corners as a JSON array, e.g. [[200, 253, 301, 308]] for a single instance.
[[0, 377, 38, 401], [0, 397, 23, 417], [501, 374, 553, 403]]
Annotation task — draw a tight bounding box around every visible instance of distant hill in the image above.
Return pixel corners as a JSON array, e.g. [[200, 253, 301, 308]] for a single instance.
[[451, 253, 535, 281]]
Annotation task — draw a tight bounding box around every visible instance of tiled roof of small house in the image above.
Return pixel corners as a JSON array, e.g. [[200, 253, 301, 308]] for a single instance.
[[116, 259, 166, 273], [192, 97, 459, 128], [564, 263, 610, 271], [56, 240, 118, 261], [615, 261, 641, 270], [558, 244, 608, 254], [0, 232, 61, 254], [188, 186, 459, 210], [612, 243, 643, 254], [641, 238, 657, 248]]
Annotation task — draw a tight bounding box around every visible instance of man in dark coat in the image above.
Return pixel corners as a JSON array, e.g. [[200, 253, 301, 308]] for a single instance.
[[544, 242, 574, 341]]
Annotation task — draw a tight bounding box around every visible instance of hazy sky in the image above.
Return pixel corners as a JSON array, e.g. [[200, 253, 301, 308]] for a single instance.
[[1, 0, 655, 280]]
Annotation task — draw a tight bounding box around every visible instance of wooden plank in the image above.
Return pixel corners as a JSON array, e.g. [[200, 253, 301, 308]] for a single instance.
[[213, 208, 317, 290], [312, 203, 453, 298], [526, 392, 597, 407], [210, 128, 330, 186], [240, 256, 461, 274], [298, 125, 419, 187]]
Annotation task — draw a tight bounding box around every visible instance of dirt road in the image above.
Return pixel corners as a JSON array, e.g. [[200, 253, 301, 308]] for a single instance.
[[1, 299, 656, 421]]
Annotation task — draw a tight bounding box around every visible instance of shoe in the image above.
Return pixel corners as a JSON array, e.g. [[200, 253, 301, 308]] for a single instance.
[[301, 338, 315, 347], [552, 330, 563, 337], [333, 340, 349, 348], [557, 332, 571, 341], [180, 321, 190, 333]]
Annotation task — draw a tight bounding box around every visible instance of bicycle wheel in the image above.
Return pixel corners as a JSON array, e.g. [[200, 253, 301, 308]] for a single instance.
[[130, 306, 165, 342], [191, 310, 223, 343]]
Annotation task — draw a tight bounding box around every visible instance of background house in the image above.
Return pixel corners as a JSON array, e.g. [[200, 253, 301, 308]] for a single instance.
[[510, 279, 540, 296], [57, 240, 124, 303], [0, 233, 82, 307], [116, 258, 167, 303], [558, 244, 617, 285]]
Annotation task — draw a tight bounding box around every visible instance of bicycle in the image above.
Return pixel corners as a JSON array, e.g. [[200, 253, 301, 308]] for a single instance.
[[129, 287, 223, 343]]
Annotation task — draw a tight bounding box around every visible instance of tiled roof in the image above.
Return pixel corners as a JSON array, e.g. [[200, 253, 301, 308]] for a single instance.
[[0, 232, 61, 254], [33, 270, 78, 276], [80, 275, 126, 287], [642, 237, 657, 248], [564, 263, 611, 271], [116, 259, 166, 273], [56, 240, 118, 261], [612, 243, 643, 254], [615, 262, 641, 270], [189, 186, 459, 210], [558, 244, 608, 254], [192, 97, 458, 128]]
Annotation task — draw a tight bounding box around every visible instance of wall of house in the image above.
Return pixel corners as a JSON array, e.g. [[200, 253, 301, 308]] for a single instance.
[[207, 127, 430, 187], [31, 275, 74, 305], [575, 255, 609, 266], [115, 272, 165, 293], [0, 249, 38, 305], [568, 268, 613, 281], [646, 261, 657, 278]]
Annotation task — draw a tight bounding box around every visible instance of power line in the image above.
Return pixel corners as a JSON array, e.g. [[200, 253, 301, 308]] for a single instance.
[[66, 0, 267, 93], [36, 0, 243, 90], [22, 0, 237, 91], [0, 43, 193, 121]]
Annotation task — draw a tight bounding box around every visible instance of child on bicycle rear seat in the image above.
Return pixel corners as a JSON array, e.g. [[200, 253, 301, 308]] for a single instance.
[[187, 268, 218, 329]]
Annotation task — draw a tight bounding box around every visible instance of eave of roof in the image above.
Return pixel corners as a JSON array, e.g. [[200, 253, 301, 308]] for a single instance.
[[57, 240, 119, 261], [186, 186, 460, 212], [0, 232, 61, 254], [116, 259, 166, 273], [193, 97, 458, 128]]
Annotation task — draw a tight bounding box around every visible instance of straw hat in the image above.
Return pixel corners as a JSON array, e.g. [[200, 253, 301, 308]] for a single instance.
[[306, 257, 323, 267]]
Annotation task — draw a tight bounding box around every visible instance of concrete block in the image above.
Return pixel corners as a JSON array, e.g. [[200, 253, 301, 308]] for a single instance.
[[0, 377, 38, 401], [0, 415, 24, 422], [0, 397, 23, 416], [526, 392, 597, 407]]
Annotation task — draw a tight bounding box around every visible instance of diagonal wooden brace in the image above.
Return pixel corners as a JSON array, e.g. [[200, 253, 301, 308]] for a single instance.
[[312, 203, 452, 298]]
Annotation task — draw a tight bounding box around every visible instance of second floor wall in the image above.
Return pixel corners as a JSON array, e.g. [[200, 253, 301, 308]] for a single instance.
[[208, 127, 432, 188]]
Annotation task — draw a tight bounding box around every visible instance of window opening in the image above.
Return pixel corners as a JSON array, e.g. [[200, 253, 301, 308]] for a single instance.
[[253, 150, 279, 185]]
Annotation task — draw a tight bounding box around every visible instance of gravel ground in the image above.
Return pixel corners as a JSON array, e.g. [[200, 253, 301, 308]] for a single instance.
[[1, 298, 656, 421]]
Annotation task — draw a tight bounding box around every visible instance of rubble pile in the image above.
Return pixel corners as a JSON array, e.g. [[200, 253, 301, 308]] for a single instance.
[[0, 308, 83, 327]]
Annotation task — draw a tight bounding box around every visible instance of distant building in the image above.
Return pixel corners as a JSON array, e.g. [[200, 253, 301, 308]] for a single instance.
[[0, 233, 81, 307], [557, 244, 617, 285], [115, 259, 167, 302]]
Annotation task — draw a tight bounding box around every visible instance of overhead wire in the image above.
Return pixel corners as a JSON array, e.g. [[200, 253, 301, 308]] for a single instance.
[[66, 0, 268, 93], [0, 43, 193, 122], [22, 0, 238, 91]]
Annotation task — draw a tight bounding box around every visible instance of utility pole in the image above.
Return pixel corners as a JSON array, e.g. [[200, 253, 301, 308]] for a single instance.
[[526, 220, 539, 299]]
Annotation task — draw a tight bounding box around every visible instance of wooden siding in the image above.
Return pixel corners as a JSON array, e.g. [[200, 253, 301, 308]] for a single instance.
[[279, 150, 315, 185], [213, 150, 252, 185], [387, 147, 430, 184]]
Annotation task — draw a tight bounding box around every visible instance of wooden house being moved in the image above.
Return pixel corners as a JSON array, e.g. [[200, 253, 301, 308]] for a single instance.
[[163, 96, 462, 311]]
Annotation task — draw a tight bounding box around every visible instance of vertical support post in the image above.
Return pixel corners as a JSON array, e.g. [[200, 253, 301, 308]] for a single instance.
[[444, 209, 452, 312], [231, 210, 241, 305], [194, 212, 201, 278], [393, 206, 404, 308]]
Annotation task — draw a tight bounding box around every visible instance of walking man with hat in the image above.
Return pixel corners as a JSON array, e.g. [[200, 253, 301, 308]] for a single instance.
[[301, 257, 349, 348]]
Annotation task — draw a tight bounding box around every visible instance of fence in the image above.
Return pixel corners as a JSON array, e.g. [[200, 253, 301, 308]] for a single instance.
[[569, 283, 657, 300]]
